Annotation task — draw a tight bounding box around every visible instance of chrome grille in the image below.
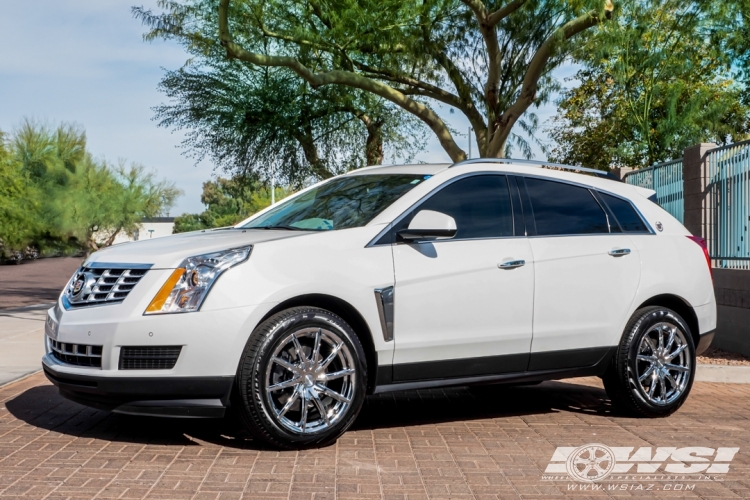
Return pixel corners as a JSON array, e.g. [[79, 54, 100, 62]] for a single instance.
[[119, 346, 182, 370], [49, 339, 103, 368], [63, 264, 150, 308]]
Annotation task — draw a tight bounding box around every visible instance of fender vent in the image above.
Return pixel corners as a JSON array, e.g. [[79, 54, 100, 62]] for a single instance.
[[119, 346, 182, 370]]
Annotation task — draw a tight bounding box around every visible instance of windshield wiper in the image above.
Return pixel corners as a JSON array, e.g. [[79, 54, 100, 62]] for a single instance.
[[258, 225, 313, 231]]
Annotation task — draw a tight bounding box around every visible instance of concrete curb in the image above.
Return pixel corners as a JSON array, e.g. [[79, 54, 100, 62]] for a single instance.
[[0, 369, 42, 390], [695, 364, 750, 383]]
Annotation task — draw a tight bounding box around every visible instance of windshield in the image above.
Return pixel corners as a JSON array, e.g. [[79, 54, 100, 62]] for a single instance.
[[242, 174, 428, 231]]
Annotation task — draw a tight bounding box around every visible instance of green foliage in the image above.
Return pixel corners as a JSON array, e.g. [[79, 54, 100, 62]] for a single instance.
[[135, 0, 615, 161], [0, 121, 181, 259], [0, 132, 40, 253], [548, 0, 750, 169], [154, 58, 427, 184], [174, 177, 289, 233]]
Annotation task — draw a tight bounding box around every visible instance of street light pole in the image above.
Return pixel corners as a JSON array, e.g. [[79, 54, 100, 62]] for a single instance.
[[468, 127, 473, 159]]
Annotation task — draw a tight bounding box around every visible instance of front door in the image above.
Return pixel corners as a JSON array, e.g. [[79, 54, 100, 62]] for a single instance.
[[390, 174, 535, 381]]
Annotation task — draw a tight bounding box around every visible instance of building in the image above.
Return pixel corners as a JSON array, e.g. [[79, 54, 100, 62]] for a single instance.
[[108, 217, 175, 245]]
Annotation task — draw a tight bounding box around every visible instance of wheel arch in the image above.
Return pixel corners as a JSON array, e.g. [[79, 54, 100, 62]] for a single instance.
[[258, 294, 379, 393], [635, 294, 700, 347]]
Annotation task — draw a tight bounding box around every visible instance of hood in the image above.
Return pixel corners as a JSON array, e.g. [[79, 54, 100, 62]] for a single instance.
[[85, 228, 308, 268]]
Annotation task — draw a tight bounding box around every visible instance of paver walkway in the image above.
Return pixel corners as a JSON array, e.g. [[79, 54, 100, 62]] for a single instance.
[[0, 373, 748, 499]]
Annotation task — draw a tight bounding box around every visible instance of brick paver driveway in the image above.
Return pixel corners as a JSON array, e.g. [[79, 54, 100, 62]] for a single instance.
[[0, 373, 748, 499]]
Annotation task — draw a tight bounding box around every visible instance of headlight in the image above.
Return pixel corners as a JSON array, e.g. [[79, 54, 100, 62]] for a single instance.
[[145, 246, 252, 314]]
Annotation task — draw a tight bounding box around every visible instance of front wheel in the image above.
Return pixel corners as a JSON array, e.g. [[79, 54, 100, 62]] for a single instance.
[[602, 306, 695, 417], [235, 307, 367, 449]]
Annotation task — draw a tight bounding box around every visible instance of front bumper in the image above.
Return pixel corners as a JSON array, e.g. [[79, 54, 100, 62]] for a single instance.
[[43, 359, 233, 417], [43, 294, 273, 417]]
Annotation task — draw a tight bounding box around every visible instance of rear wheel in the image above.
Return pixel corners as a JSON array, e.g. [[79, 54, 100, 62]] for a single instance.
[[602, 306, 695, 417], [235, 307, 367, 449]]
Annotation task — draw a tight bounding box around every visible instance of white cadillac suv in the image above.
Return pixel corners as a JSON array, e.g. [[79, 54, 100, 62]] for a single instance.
[[43, 159, 716, 449]]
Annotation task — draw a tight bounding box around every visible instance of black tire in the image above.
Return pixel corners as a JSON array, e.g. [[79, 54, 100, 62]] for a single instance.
[[602, 306, 696, 417], [235, 306, 367, 449]]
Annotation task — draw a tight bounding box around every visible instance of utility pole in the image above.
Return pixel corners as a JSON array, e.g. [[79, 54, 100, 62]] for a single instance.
[[468, 127, 473, 159]]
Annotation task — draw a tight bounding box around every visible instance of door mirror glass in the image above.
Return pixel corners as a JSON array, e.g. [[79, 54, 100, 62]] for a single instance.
[[397, 210, 457, 242]]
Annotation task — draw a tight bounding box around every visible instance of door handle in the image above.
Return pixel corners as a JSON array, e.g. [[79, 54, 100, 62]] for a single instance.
[[608, 248, 631, 257], [498, 259, 525, 269]]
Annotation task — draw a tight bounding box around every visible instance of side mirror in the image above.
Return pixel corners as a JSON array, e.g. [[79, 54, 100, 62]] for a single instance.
[[396, 210, 457, 242]]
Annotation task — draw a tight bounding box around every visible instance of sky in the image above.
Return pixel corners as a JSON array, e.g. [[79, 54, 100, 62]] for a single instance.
[[0, 1, 572, 215]]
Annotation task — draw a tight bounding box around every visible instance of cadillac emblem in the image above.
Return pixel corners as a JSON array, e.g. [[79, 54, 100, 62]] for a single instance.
[[72, 274, 86, 295]]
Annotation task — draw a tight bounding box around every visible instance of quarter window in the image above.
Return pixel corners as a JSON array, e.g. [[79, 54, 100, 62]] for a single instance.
[[403, 175, 514, 239], [524, 178, 609, 235], [599, 192, 650, 233]]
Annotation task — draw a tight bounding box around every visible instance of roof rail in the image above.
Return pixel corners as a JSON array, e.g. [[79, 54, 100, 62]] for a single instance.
[[450, 157, 621, 182]]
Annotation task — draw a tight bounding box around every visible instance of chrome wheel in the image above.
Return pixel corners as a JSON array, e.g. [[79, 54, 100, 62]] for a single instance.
[[635, 322, 691, 406], [264, 327, 356, 434]]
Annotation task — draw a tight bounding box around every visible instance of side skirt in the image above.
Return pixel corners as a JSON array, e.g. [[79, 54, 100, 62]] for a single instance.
[[373, 347, 616, 394]]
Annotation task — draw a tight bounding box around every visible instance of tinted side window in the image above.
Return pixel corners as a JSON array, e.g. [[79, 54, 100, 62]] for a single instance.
[[524, 178, 609, 235], [600, 192, 650, 233], [409, 175, 514, 239]]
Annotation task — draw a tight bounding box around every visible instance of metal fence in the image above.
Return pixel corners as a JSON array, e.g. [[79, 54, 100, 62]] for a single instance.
[[707, 140, 750, 270], [624, 159, 684, 223]]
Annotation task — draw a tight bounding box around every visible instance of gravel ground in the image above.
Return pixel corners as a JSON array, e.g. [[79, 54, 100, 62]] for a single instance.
[[0, 257, 83, 309], [698, 346, 750, 366]]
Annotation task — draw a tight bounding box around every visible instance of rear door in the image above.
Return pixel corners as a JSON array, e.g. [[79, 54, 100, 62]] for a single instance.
[[521, 176, 642, 371], [391, 174, 535, 381]]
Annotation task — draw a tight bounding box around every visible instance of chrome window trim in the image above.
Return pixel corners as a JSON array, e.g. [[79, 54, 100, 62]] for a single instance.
[[366, 171, 518, 247], [374, 286, 395, 342]]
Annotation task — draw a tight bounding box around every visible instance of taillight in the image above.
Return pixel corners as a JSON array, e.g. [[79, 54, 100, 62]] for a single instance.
[[687, 236, 712, 280]]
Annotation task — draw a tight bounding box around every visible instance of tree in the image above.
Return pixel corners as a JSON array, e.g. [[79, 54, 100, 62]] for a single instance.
[[136, 0, 614, 162], [66, 162, 182, 252], [153, 58, 427, 183], [547, 0, 750, 169], [0, 131, 40, 258], [173, 176, 288, 232], [1, 120, 181, 257]]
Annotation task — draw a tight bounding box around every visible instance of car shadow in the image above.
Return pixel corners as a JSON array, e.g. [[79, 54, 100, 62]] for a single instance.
[[4, 380, 614, 451]]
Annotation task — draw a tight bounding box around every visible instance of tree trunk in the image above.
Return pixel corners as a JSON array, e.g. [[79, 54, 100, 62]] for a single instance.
[[294, 126, 334, 179], [85, 232, 100, 257], [358, 114, 384, 165], [102, 227, 122, 248]]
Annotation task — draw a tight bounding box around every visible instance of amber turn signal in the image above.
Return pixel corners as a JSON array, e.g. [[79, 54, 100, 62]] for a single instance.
[[145, 268, 185, 314]]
